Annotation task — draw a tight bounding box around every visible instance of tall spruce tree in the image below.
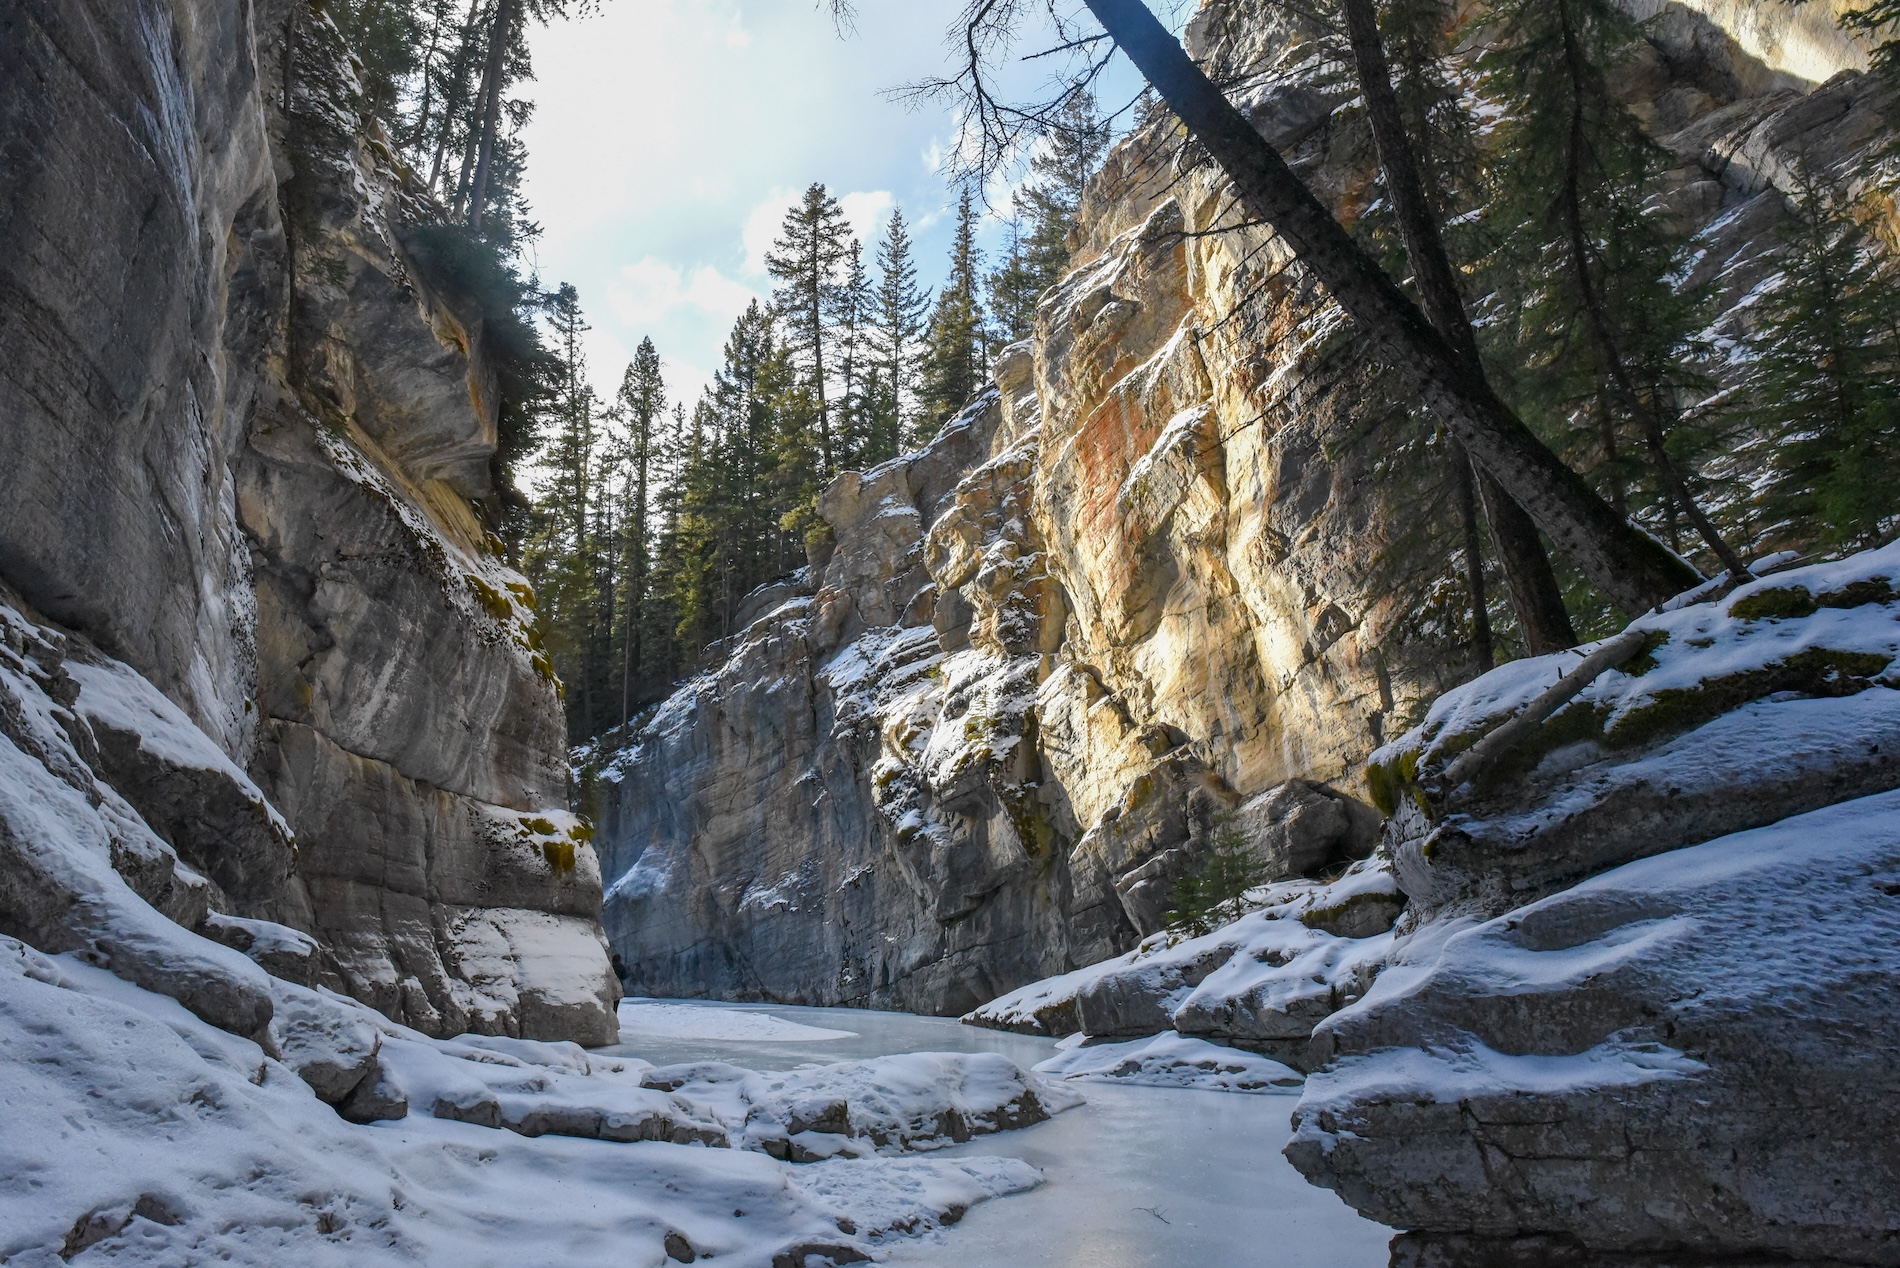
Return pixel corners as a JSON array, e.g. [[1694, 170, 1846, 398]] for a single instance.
[[613, 338, 665, 733], [869, 208, 931, 456], [987, 216, 1040, 345], [923, 187, 988, 424], [1742, 165, 1900, 548], [525, 283, 607, 741], [765, 184, 856, 477], [1478, 0, 1745, 578], [835, 241, 874, 467]]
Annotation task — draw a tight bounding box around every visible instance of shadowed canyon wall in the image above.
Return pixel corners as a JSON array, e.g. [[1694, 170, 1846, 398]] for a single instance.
[[0, 0, 617, 1042]]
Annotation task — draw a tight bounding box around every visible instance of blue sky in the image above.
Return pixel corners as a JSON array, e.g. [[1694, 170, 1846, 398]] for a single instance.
[[517, 0, 1159, 409]]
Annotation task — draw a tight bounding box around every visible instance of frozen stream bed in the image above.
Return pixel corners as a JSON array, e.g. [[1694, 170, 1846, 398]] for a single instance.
[[603, 999, 1393, 1267]]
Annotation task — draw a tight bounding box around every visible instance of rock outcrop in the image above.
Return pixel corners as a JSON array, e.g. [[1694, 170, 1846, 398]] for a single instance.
[[598, 0, 1890, 1021], [0, 0, 616, 1042], [1280, 545, 1900, 1263]]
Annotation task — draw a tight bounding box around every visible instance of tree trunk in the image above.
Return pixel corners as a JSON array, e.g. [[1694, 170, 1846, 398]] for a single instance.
[[1475, 467, 1577, 654], [467, 0, 517, 230], [429, 0, 486, 195], [1340, 0, 1577, 651], [1450, 442, 1495, 673], [1550, 0, 1749, 580], [1081, 0, 1700, 616]]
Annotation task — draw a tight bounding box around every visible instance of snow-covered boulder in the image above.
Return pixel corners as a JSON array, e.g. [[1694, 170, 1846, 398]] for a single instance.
[[1371, 545, 1900, 920], [0, 935, 1039, 1265], [1287, 789, 1900, 1264], [1034, 1031, 1303, 1092], [967, 859, 1402, 1068], [644, 1050, 1082, 1160]]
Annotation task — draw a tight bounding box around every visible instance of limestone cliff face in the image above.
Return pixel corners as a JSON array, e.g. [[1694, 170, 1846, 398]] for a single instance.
[[0, 0, 617, 1041], [598, 0, 1888, 1014]]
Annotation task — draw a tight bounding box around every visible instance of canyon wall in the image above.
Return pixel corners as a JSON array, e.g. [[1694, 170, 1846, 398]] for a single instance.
[[0, 0, 617, 1042], [597, 0, 1889, 1014]]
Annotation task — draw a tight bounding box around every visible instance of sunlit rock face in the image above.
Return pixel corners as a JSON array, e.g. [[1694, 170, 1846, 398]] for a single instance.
[[0, 0, 616, 1042], [600, 0, 1895, 1018]]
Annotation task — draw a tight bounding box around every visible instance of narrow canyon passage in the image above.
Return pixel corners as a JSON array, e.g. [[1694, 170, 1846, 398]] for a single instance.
[[608, 999, 1391, 1267]]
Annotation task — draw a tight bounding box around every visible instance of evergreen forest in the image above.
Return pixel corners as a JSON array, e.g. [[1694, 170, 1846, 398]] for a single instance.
[[322, 0, 1900, 748]]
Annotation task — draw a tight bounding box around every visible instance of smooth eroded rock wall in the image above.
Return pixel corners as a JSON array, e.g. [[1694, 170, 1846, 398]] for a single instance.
[[0, 0, 616, 1042]]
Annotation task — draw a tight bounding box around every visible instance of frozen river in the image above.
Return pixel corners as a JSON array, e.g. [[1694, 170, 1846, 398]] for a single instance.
[[599, 1000, 1393, 1268]]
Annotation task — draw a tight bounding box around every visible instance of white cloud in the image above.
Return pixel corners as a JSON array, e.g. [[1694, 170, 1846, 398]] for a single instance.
[[743, 188, 896, 276], [741, 188, 801, 278], [607, 258, 760, 332], [839, 189, 895, 249]]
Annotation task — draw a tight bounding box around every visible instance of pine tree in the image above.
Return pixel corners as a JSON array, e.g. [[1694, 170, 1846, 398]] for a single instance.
[[986, 215, 1041, 345], [987, 91, 1109, 343], [765, 183, 856, 478], [923, 187, 988, 425], [1166, 815, 1268, 937], [835, 241, 874, 467], [868, 208, 930, 456], [329, 0, 426, 129], [612, 338, 665, 734], [525, 283, 606, 741], [1478, 0, 1744, 578], [1742, 165, 1900, 548]]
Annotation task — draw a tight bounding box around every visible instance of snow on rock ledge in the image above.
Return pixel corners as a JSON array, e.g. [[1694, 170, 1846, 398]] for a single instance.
[[1371, 542, 1900, 919], [1287, 789, 1900, 1264], [966, 859, 1403, 1069], [1034, 1031, 1304, 1092]]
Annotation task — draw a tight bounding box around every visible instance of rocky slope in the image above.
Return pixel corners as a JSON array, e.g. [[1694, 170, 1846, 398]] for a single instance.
[[0, 0, 616, 1042], [597, 0, 1890, 1018]]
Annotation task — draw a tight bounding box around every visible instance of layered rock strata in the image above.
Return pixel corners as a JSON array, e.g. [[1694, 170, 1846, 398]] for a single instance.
[[0, 0, 615, 1041]]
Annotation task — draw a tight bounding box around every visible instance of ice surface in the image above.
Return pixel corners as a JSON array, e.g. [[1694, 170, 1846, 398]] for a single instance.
[[604, 1002, 1392, 1267], [620, 999, 859, 1042]]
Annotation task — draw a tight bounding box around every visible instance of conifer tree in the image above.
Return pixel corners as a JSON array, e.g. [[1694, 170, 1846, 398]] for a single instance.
[[525, 283, 606, 741], [613, 338, 665, 732], [987, 91, 1109, 343], [923, 187, 989, 424], [1342, 0, 1576, 660], [1478, 0, 1745, 578], [986, 215, 1040, 345], [765, 184, 856, 477], [835, 241, 874, 467], [1742, 166, 1900, 548], [869, 208, 930, 456]]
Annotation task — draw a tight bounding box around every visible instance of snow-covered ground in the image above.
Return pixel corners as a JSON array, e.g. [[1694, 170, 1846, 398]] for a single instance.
[[0, 941, 1079, 1265], [0, 590, 1074, 1266]]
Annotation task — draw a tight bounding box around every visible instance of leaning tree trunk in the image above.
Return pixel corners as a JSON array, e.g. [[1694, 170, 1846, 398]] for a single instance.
[[466, 0, 517, 230], [1450, 442, 1496, 672], [1083, 0, 1700, 616], [1549, 0, 1751, 581], [1339, 0, 1578, 653]]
